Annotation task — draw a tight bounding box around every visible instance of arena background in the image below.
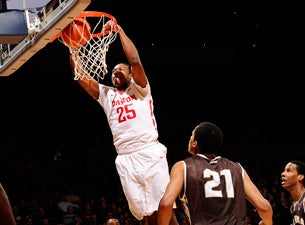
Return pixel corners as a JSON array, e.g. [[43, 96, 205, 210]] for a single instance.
[[0, 1, 304, 223]]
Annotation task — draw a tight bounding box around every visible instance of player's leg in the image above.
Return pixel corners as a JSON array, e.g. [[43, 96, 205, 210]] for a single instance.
[[143, 148, 179, 225], [115, 154, 145, 220]]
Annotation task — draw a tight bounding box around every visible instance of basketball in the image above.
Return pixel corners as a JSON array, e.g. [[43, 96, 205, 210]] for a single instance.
[[60, 18, 91, 48]]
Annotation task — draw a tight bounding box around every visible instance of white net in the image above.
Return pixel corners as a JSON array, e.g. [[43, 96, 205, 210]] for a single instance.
[[60, 11, 118, 81]]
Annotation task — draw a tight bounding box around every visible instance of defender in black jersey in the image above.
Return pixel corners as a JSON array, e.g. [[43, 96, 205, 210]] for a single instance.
[[281, 160, 305, 225], [158, 122, 273, 225]]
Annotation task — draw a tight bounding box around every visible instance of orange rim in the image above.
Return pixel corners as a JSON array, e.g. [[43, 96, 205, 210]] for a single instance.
[[76, 11, 117, 38], [49, 11, 117, 42]]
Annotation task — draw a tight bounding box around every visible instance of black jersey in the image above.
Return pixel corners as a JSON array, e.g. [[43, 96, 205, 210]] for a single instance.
[[290, 191, 305, 225], [180, 154, 247, 225]]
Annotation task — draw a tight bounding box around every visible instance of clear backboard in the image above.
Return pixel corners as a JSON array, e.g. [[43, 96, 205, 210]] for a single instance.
[[0, 0, 91, 76]]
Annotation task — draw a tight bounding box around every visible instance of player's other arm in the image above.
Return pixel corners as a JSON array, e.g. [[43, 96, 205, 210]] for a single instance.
[[0, 183, 16, 225], [116, 24, 147, 88], [158, 161, 184, 225], [244, 171, 273, 225], [69, 54, 99, 100]]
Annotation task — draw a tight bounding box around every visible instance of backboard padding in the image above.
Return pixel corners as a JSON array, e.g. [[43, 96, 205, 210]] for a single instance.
[[0, 10, 28, 44], [0, 0, 91, 76]]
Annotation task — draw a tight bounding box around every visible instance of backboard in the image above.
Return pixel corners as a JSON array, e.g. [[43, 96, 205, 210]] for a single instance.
[[0, 0, 91, 76]]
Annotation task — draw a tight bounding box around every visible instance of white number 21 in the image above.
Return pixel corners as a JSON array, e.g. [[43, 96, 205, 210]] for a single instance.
[[203, 169, 234, 198]]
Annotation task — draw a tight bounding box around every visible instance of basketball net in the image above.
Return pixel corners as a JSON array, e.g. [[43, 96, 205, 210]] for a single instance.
[[59, 11, 118, 81]]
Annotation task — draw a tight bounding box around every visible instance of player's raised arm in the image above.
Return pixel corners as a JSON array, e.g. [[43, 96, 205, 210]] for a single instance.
[[243, 170, 273, 225], [116, 23, 147, 88], [69, 53, 100, 100]]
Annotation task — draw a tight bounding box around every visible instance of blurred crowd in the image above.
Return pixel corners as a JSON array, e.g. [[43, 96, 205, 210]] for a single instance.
[[1, 126, 303, 225]]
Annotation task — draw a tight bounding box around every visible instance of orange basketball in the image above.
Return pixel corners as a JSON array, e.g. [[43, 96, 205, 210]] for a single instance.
[[60, 18, 91, 48]]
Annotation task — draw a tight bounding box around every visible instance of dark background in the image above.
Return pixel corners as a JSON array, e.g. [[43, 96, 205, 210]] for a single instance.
[[0, 0, 305, 190]]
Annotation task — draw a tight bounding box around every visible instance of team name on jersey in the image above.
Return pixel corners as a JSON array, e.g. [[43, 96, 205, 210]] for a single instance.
[[112, 94, 136, 106]]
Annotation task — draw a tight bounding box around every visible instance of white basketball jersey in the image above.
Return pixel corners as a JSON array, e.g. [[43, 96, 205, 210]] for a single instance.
[[97, 80, 163, 154]]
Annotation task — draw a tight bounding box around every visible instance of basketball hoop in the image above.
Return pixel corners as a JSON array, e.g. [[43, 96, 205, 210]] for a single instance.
[[52, 11, 118, 81]]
